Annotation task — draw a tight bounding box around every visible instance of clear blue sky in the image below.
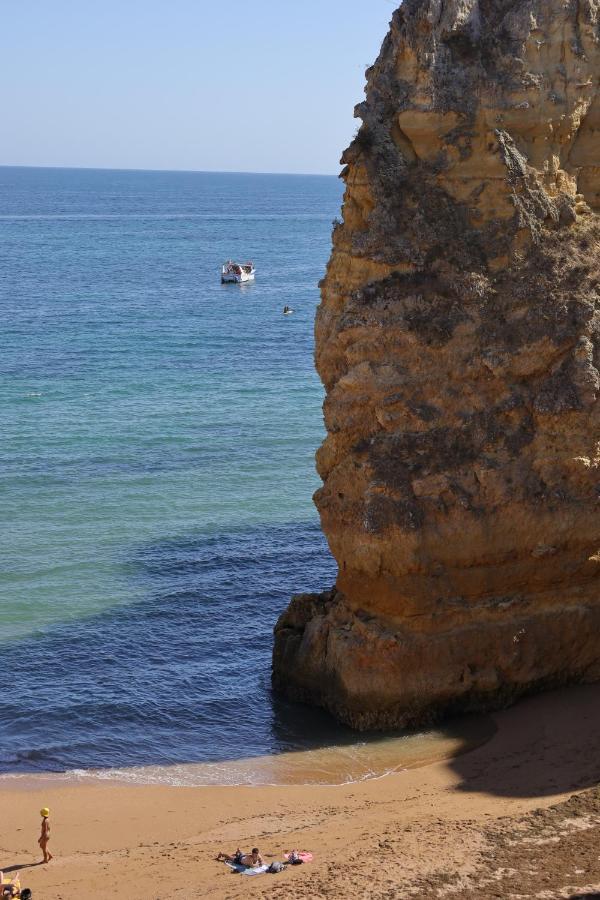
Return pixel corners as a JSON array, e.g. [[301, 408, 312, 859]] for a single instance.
[[1, 1, 396, 174]]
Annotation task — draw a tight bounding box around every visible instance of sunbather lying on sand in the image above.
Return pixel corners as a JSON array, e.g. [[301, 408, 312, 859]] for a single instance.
[[216, 847, 264, 867], [0, 871, 20, 898]]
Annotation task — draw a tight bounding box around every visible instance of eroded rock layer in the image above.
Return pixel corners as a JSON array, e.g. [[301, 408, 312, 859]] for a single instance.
[[273, 0, 600, 728]]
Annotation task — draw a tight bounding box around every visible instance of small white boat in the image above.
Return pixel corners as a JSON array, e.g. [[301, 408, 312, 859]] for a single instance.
[[221, 260, 256, 283]]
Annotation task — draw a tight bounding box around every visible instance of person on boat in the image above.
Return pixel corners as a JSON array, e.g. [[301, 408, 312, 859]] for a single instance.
[[217, 847, 264, 867], [38, 808, 53, 863]]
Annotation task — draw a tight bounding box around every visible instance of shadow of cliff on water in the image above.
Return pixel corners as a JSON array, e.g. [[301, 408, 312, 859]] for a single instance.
[[0, 517, 499, 783], [0, 520, 345, 776], [5, 516, 597, 791], [447, 682, 600, 799]]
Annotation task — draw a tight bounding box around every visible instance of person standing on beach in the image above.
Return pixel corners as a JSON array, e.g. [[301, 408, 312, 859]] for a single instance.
[[38, 808, 53, 863]]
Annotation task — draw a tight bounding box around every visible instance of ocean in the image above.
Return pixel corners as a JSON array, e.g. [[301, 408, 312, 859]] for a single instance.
[[0, 167, 487, 786]]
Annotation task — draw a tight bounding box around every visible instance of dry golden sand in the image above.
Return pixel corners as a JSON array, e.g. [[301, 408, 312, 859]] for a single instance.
[[1, 684, 599, 899]]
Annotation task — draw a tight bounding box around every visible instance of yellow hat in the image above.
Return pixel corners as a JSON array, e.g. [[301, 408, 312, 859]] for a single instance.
[[40, 807, 50, 817]]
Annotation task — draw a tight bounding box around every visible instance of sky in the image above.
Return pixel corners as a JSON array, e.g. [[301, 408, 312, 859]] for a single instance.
[[1, 1, 397, 175]]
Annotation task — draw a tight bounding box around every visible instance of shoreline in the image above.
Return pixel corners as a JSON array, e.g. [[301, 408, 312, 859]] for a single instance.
[[0, 713, 496, 791], [2, 683, 600, 899]]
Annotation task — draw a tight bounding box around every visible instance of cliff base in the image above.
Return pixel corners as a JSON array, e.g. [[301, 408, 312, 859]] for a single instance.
[[273, 590, 600, 729]]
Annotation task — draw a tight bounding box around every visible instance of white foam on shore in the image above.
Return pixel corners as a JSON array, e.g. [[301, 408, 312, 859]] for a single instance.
[[0, 725, 492, 789]]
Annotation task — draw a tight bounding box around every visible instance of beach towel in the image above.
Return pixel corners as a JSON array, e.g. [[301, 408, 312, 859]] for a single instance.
[[284, 851, 313, 863], [224, 862, 269, 876]]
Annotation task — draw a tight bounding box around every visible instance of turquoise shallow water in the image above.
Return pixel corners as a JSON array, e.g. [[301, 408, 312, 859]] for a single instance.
[[1, 167, 341, 640], [0, 167, 351, 774]]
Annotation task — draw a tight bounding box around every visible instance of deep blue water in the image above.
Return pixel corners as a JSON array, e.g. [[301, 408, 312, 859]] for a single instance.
[[0, 167, 342, 777]]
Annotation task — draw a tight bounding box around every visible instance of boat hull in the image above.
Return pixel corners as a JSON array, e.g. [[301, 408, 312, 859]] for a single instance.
[[221, 272, 255, 283]]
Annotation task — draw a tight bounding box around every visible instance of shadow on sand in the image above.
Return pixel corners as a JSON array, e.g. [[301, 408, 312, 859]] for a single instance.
[[448, 682, 600, 799], [1, 862, 43, 873]]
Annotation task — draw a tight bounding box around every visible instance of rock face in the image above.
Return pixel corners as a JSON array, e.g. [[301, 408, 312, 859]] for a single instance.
[[272, 0, 600, 729]]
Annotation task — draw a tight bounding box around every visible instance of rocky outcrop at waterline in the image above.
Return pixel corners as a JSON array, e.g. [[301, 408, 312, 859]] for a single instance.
[[272, 0, 600, 729]]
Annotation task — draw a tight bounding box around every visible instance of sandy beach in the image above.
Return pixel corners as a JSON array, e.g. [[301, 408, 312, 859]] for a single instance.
[[1, 683, 599, 899]]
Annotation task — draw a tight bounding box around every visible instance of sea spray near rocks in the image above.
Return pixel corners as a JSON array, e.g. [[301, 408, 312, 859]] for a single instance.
[[273, 0, 600, 728]]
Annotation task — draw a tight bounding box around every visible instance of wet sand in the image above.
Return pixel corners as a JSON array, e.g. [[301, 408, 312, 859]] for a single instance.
[[1, 684, 599, 899]]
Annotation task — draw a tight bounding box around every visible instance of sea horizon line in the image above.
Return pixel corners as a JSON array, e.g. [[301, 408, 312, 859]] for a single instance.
[[0, 163, 340, 179]]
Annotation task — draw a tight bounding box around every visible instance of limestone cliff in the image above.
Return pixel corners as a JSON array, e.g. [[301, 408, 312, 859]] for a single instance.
[[273, 0, 600, 729]]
